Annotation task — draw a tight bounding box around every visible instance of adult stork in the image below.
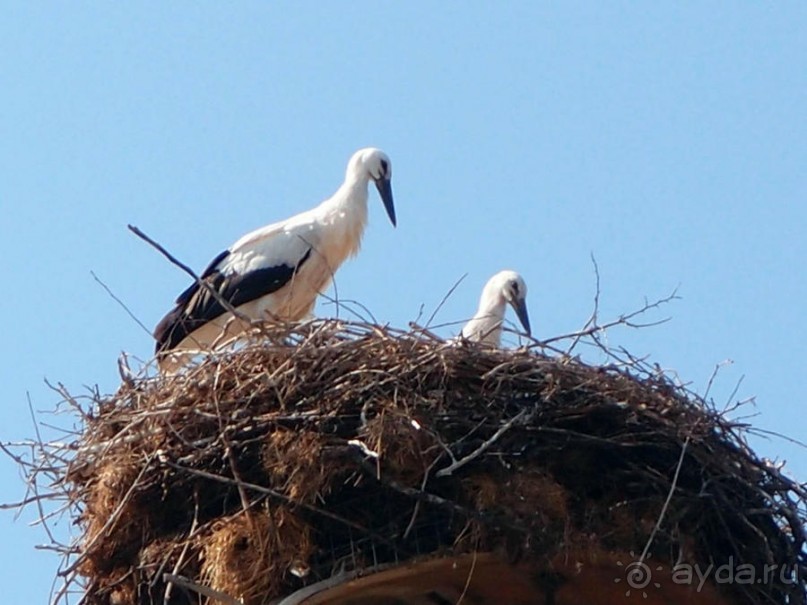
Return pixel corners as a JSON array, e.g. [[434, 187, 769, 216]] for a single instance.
[[460, 270, 531, 346], [153, 147, 396, 371]]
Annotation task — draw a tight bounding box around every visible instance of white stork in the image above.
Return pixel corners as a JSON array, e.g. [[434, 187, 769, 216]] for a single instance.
[[154, 147, 396, 371], [460, 270, 531, 346]]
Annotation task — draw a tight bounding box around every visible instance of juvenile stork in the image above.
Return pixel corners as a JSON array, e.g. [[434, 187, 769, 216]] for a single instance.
[[153, 147, 396, 371], [460, 270, 531, 346]]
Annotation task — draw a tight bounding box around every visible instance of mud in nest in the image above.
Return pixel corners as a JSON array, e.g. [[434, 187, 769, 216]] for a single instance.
[[12, 321, 807, 604]]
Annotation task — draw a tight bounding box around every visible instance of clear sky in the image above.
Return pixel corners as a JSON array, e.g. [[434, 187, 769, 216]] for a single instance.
[[1, 4, 805, 603]]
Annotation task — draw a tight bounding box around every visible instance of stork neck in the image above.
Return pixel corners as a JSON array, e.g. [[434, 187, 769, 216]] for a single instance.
[[477, 296, 507, 321], [462, 296, 506, 344], [314, 175, 370, 260], [323, 177, 370, 219], [343, 169, 372, 193]]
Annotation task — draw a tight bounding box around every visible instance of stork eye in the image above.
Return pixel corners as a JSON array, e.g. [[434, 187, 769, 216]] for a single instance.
[[511, 282, 520, 296], [380, 159, 388, 175]]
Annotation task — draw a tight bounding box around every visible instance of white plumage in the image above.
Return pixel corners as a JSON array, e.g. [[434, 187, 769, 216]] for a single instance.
[[460, 270, 531, 346], [154, 147, 396, 371]]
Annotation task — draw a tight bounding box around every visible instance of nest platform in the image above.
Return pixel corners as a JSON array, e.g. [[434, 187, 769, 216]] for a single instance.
[[14, 321, 807, 604]]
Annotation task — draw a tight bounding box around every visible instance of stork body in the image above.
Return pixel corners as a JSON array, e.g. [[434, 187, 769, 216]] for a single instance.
[[154, 147, 396, 371], [460, 270, 531, 346]]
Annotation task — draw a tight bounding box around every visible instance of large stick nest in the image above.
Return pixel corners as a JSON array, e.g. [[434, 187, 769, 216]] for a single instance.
[[10, 321, 807, 604]]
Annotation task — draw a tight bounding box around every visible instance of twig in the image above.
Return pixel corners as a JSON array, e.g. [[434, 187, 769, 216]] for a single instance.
[[425, 273, 467, 329], [403, 451, 445, 540], [90, 270, 152, 336], [0, 494, 45, 510], [127, 224, 247, 323], [748, 428, 807, 452], [637, 436, 690, 563], [456, 549, 478, 605], [543, 288, 679, 347], [566, 253, 602, 355], [320, 294, 378, 324], [163, 573, 243, 605], [703, 359, 733, 403], [435, 409, 529, 478], [162, 494, 201, 602], [26, 395, 58, 544]]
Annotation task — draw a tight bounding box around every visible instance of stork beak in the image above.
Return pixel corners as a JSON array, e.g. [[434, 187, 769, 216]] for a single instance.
[[374, 177, 396, 227], [512, 297, 531, 336]]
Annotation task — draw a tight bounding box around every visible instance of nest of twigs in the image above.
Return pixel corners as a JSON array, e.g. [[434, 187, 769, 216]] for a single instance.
[[6, 320, 807, 605]]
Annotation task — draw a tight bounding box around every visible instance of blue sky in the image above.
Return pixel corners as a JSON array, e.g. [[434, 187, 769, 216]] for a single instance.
[[1, 4, 805, 602]]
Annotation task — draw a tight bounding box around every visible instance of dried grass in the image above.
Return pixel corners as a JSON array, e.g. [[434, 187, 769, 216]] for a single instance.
[[201, 505, 312, 605]]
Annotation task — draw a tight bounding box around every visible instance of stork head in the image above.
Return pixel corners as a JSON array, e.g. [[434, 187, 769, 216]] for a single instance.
[[348, 147, 396, 227], [488, 270, 531, 337]]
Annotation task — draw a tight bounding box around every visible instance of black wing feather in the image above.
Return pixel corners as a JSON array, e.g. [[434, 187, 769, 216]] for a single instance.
[[174, 249, 230, 306], [154, 248, 312, 353]]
